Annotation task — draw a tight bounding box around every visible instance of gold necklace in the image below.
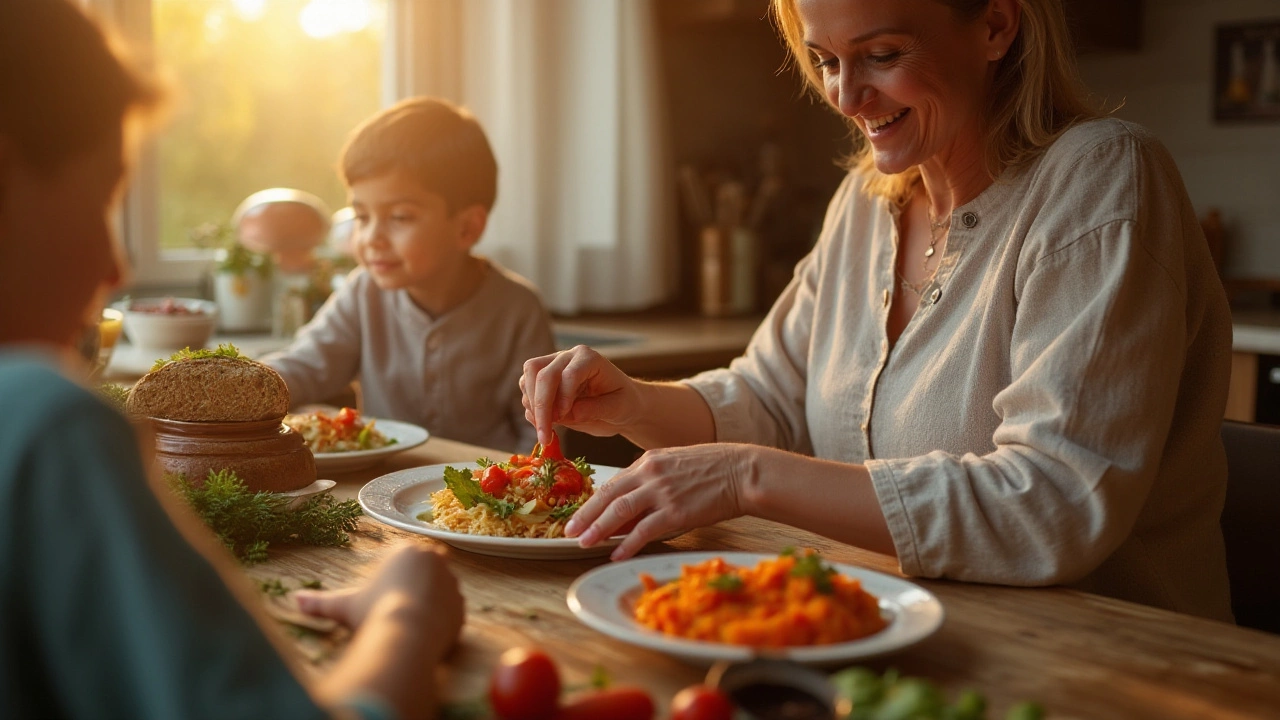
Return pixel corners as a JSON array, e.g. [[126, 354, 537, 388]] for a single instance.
[[898, 206, 950, 297]]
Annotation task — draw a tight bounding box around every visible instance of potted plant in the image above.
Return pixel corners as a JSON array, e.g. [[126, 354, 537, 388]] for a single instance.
[[192, 223, 274, 333]]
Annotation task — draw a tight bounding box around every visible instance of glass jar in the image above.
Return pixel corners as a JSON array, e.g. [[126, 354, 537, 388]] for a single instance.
[[151, 417, 315, 493]]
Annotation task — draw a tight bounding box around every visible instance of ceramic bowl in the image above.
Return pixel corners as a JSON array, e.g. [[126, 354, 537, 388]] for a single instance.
[[114, 297, 218, 350]]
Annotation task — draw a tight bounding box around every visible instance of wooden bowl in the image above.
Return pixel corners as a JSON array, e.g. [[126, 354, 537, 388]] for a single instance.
[[150, 416, 315, 493]]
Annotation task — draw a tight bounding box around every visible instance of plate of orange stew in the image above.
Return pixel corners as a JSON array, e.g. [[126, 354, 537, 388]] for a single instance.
[[566, 551, 943, 665]]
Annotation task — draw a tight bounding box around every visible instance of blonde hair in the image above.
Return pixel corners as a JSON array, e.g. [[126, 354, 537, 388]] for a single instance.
[[340, 97, 498, 214], [770, 0, 1099, 203]]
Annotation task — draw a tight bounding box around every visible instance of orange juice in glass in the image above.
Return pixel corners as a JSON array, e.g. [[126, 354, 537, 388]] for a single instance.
[[97, 307, 124, 371]]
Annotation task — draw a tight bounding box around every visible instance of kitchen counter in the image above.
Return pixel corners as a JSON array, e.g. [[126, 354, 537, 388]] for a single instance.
[[1232, 309, 1280, 355], [104, 313, 765, 383]]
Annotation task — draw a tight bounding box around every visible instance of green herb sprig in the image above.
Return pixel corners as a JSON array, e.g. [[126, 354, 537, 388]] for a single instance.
[[168, 468, 362, 564], [95, 383, 130, 412], [152, 343, 250, 372], [832, 666, 1045, 720], [782, 547, 837, 594]]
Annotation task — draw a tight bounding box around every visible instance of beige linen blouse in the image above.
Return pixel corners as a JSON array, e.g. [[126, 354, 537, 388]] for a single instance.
[[685, 119, 1234, 621]]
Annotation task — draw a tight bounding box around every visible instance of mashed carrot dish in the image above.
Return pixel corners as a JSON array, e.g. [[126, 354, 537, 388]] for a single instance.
[[633, 550, 886, 647]]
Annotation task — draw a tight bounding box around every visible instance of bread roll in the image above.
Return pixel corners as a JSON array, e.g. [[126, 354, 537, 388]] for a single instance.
[[127, 355, 290, 422]]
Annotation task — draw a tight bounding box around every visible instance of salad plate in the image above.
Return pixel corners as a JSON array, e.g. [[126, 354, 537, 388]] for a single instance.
[[359, 462, 632, 559], [566, 551, 944, 666], [307, 418, 429, 474]]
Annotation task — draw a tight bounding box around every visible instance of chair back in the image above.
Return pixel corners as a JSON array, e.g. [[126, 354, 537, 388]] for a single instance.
[[1220, 420, 1280, 634]]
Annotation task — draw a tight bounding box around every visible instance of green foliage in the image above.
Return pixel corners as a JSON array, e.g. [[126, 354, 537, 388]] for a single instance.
[[786, 548, 836, 595], [96, 383, 131, 412], [832, 666, 1043, 720], [258, 577, 288, 596], [549, 501, 582, 521], [707, 573, 745, 592], [151, 343, 248, 371], [168, 468, 362, 564]]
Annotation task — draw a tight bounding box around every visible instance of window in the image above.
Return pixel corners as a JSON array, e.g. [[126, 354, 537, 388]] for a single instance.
[[91, 0, 387, 286]]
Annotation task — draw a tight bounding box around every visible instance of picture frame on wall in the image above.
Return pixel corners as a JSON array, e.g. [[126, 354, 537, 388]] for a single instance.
[[1214, 19, 1280, 122]]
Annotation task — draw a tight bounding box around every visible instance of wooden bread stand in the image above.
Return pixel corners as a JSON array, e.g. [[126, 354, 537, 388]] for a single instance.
[[247, 437, 1280, 718]]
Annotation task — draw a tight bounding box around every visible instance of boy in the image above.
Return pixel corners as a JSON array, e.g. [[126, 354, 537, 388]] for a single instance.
[[262, 98, 556, 453], [0, 2, 462, 718]]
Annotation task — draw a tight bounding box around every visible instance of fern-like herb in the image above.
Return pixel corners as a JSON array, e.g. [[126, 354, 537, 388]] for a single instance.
[[168, 468, 362, 564], [96, 383, 130, 412], [151, 343, 250, 372]]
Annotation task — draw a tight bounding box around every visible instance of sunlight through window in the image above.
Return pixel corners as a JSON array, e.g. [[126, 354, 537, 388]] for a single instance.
[[153, 0, 386, 250]]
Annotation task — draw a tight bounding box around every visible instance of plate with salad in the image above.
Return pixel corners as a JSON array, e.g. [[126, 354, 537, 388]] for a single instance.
[[359, 436, 639, 558], [284, 407, 429, 474]]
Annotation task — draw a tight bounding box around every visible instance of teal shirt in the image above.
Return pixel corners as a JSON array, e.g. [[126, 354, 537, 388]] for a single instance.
[[0, 353, 328, 720]]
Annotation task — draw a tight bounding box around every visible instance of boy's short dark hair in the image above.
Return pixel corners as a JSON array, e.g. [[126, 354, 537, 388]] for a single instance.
[[0, 0, 160, 171], [340, 97, 498, 214]]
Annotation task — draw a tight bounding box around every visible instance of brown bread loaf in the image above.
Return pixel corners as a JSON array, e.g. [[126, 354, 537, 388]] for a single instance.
[[127, 355, 290, 422]]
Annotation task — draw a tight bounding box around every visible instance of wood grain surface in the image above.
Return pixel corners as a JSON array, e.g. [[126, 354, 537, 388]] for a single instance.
[[246, 438, 1280, 719]]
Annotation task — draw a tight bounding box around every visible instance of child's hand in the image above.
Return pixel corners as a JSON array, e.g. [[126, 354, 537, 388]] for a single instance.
[[295, 543, 463, 659], [520, 346, 645, 446]]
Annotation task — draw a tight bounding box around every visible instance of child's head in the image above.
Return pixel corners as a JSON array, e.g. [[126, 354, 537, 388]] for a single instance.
[[0, 0, 159, 348], [340, 97, 497, 216], [338, 98, 497, 308]]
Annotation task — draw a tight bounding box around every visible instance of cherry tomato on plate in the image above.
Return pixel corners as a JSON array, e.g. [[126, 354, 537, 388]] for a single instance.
[[550, 466, 583, 497], [554, 687, 655, 720], [489, 647, 561, 720], [671, 684, 736, 720], [333, 406, 359, 429], [479, 465, 511, 495]]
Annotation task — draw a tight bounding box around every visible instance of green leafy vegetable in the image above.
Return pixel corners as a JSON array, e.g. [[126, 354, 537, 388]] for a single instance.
[[151, 343, 250, 371], [707, 573, 744, 592], [442, 466, 518, 518], [529, 461, 557, 490], [571, 456, 596, 480], [476, 457, 495, 469], [258, 578, 289, 597], [168, 468, 362, 564], [832, 666, 1043, 720]]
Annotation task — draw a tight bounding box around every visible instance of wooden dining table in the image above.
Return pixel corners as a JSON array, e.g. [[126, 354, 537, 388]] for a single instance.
[[246, 436, 1280, 719]]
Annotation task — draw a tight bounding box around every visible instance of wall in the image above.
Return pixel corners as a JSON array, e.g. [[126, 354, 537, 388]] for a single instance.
[[1076, 0, 1280, 280]]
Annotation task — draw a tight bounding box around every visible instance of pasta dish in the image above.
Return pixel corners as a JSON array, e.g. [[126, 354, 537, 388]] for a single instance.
[[633, 550, 886, 647], [283, 407, 396, 453], [424, 435, 595, 538]]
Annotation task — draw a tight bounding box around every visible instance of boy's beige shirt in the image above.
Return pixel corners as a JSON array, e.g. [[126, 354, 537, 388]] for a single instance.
[[263, 261, 556, 454], [685, 119, 1234, 621]]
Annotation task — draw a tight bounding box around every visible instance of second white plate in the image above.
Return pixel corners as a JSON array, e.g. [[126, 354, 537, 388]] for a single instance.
[[566, 551, 944, 666], [309, 418, 429, 474], [359, 462, 630, 559]]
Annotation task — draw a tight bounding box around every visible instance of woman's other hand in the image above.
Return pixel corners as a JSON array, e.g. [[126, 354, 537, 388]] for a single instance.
[[520, 345, 644, 447], [295, 542, 463, 660], [566, 443, 754, 560]]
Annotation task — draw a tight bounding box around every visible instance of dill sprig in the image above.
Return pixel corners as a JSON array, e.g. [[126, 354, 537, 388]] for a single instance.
[[168, 468, 362, 564], [95, 382, 130, 412]]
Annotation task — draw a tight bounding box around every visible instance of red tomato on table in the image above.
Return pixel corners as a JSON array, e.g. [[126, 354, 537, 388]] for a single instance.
[[489, 648, 561, 720], [671, 684, 736, 720], [554, 687, 655, 720]]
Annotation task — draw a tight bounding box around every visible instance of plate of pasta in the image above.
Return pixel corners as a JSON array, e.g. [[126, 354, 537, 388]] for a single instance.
[[358, 438, 636, 558], [566, 550, 944, 666], [284, 408, 429, 473]]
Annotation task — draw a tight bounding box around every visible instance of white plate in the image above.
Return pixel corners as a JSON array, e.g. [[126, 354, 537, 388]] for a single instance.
[[566, 551, 944, 666], [359, 462, 632, 559], [307, 419, 430, 474]]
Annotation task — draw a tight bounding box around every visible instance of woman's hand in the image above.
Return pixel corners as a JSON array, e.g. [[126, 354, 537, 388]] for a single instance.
[[295, 542, 463, 660], [566, 443, 755, 560], [520, 345, 645, 446]]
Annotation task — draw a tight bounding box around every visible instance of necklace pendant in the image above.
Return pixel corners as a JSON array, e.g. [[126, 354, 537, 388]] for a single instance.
[[924, 247, 936, 258]]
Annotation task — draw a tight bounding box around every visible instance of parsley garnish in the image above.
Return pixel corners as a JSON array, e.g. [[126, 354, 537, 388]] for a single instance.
[[529, 461, 557, 490], [443, 466, 519, 518], [571, 457, 596, 480], [708, 573, 744, 592], [550, 501, 582, 521], [788, 549, 836, 594]]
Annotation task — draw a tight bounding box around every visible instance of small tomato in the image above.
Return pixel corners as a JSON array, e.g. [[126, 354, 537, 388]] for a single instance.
[[489, 647, 561, 720], [670, 684, 735, 720], [479, 465, 511, 495], [554, 687, 655, 720]]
